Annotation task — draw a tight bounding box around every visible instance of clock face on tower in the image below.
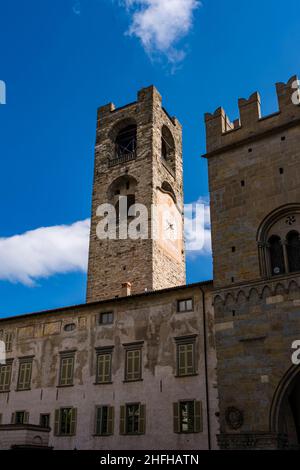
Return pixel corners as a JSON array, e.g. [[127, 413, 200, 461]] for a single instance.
[[156, 189, 183, 262]]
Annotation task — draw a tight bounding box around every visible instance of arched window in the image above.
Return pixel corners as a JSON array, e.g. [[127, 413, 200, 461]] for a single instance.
[[268, 235, 285, 276], [257, 205, 300, 278], [115, 124, 137, 158], [287, 231, 300, 272], [161, 126, 175, 162]]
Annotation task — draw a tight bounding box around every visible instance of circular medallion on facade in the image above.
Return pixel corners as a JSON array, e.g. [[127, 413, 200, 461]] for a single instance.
[[285, 215, 296, 226], [225, 407, 244, 430]]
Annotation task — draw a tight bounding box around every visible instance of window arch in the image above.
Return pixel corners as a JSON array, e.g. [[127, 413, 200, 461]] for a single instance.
[[161, 125, 175, 163], [257, 204, 300, 278], [115, 124, 137, 158], [287, 231, 300, 273], [108, 119, 137, 165]]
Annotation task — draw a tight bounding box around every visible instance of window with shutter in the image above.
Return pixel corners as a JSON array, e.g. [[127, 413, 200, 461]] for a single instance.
[[173, 400, 203, 434], [177, 343, 195, 376], [0, 362, 12, 391], [194, 401, 203, 433], [175, 336, 197, 377], [95, 406, 114, 436], [138, 404, 146, 434], [59, 355, 74, 386], [56, 407, 77, 436], [107, 406, 114, 435], [123, 403, 144, 435], [17, 359, 33, 390], [96, 352, 112, 384], [70, 408, 77, 435], [125, 349, 142, 381], [120, 405, 126, 435], [5, 332, 13, 352]]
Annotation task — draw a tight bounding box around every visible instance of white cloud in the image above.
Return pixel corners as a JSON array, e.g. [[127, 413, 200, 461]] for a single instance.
[[72, 1, 81, 15], [0, 220, 90, 286], [121, 0, 200, 63], [184, 197, 211, 256]]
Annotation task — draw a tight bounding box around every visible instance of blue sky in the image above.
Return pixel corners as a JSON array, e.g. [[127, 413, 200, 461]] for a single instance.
[[0, 0, 300, 317]]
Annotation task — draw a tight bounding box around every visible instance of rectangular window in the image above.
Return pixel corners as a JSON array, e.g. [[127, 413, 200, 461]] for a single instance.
[[177, 299, 193, 313], [59, 354, 75, 386], [175, 336, 197, 377], [120, 403, 146, 435], [40, 413, 50, 428], [125, 348, 142, 382], [17, 359, 33, 391], [0, 413, 2, 425], [12, 411, 29, 425], [99, 312, 114, 325], [177, 343, 195, 376], [0, 361, 12, 392], [173, 400, 202, 434], [4, 332, 13, 352], [54, 408, 77, 436], [96, 349, 112, 384], [95, 406, 114, 436]]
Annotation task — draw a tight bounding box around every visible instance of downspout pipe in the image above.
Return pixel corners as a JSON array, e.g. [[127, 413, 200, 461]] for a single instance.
[[199, 285, 212, 450]]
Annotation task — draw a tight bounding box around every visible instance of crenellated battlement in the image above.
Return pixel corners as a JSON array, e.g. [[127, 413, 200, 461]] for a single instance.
[[204, 75, 300, 155]]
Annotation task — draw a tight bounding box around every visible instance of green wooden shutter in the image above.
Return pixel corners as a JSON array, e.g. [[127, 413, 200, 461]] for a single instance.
[[68, 357, 74, 385], [25, 362, 32, 389], [5, 365, 11, 390], [54, 409, 60, 436], [134, 350, 141, 380], [186, 344, 194, 374], [17, 364, 24, 389], [70, 408, 77, 435], [95, 407, 101, 435], [120, 405, 126, 435], [104, 354, 111, 382], [11, 413, 15, 424], [173, 402, 180, 433], [107, 406, 114, 435], [126, 351, 133, 380], [24, 411, 29, 424], [97, 354, 111, 383], [178, 345, 186, 376], [97, 355, 103, 382], [138, 404, 146, 434], [194, 401, 203, 433]]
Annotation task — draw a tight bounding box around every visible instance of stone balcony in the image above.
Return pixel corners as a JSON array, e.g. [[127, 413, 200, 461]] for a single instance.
[[0, 424, 52, 450]]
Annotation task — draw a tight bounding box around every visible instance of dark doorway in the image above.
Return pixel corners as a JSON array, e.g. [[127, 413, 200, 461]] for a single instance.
[[278, 371, 300, 448]]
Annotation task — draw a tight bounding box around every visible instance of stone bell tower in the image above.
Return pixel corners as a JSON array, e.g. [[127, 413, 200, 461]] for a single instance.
[[86, 86, 186, 302]]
